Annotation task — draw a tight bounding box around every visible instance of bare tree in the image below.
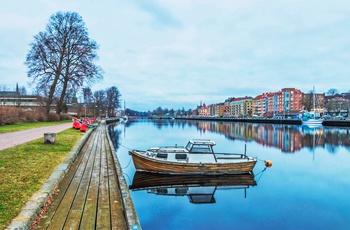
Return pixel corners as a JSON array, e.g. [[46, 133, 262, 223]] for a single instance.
[[18, 86, 27, 95], [94, 90, 106, 117], [25, 11, 103, 117], [0, 85, 11, 91], [83, 88, 94, 104], [302, 93, 312, 111], [326, 88, 339, 96], [105, 86, 122, 117]]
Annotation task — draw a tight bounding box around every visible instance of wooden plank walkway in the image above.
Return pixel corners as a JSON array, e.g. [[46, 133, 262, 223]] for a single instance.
[[35, 124, 127, 229]]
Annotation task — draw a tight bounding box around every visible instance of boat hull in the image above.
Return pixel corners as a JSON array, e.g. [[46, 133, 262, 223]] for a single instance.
[[302, 119, 323, 125], [129, 150, 257, 175]]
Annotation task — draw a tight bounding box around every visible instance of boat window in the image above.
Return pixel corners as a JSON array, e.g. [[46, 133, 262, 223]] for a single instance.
[[185, 143, 193, 151], [175, 153, 187, 160], [156, 153, 168, 159], [175, 188, 188, 195], [191, 145, 212, 153]]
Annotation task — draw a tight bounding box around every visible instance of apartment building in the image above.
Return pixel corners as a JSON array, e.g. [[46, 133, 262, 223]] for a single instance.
[[214, 103, 225, 117], [229, 96, 253, 117], [251, 88, 303, 117], [252, 94, 267, 117], [280, 88, 303, 112]]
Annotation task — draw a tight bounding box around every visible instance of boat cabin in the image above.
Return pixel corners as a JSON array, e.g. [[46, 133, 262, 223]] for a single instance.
[[185, 139, 216, 153], [143, 139, 251, 164]]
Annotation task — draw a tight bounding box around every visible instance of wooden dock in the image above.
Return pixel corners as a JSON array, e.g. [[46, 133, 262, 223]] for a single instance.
[[35, 123, 139, 229]]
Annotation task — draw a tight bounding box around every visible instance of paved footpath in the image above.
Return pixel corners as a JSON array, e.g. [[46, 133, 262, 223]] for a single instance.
[[0, 123, 72, 151]]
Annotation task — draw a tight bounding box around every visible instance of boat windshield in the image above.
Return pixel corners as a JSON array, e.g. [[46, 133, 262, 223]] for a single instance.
[[186, 142, 213, 153], [185, 142, 193, 151]]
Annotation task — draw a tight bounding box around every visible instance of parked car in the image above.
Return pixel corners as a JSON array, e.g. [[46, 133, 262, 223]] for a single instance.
[[334, 115, 345, 120], [323, 114, 331, 120]]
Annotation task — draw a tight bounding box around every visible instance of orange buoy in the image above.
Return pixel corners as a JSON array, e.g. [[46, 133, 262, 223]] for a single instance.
[[264, 160, 273, 168]]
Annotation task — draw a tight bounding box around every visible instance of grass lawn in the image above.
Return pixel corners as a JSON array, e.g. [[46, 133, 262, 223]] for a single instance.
[[0, 127, 85, 229], [0, 120, 72, 134]]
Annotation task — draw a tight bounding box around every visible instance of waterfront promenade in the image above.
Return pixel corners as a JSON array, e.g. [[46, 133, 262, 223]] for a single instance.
[[7, 122, 140, 230], [0, 123, 72, 151]]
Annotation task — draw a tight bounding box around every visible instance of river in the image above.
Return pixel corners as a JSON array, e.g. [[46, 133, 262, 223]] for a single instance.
[[108, 118, 350, 230]]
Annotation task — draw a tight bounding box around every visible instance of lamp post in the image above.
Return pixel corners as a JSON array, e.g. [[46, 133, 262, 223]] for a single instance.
[[82, 88, 88, 119]]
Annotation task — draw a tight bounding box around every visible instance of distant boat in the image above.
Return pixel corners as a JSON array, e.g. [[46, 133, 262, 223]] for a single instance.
[[302, 87, 323, 125], [302, 116, 323, 125], [129, 139, 257, 175], [122, 100, 128, 122]]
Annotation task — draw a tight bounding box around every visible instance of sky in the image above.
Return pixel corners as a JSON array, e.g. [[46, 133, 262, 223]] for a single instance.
[[1, 0, 350, 111]]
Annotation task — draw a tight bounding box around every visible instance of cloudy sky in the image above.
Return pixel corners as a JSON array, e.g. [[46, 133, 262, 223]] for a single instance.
[[1, 0, 350, 111]]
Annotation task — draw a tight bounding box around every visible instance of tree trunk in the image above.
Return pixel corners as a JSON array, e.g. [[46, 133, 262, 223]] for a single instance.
[[56, 78, 68, 115], [46, 80, 57, 117]]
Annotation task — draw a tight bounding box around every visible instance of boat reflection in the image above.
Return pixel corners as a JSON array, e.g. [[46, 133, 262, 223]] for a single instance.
[[129, 172, 257, 204], [301, 124, 324, 133]]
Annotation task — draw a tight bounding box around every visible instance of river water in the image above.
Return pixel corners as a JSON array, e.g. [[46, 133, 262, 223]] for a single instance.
[[108, 119, 350, 230]]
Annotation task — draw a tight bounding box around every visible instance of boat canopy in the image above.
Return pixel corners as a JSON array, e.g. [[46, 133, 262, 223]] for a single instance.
[[188, 139, 216, 145]]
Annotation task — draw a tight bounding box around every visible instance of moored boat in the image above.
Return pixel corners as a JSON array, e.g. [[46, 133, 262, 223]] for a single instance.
[[129, 139, 257, 175], [302, 87, 323, 126], [302, 117, 323, 125]]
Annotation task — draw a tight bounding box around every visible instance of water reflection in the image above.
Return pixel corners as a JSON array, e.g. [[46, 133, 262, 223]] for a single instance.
[[136, 119, 350, 153], [129, 172, 257, 204], [108, 119, 350, 230], [107, 124, 122, 151]]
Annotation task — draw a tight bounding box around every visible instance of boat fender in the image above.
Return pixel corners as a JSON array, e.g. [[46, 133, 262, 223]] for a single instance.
[[264, 160, 273, 168]]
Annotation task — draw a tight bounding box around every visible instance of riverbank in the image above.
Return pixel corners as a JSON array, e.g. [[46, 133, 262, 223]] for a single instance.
[[0, 127, 85, 229], [4, 120, 140, 229], [173, 117, 350, 127]]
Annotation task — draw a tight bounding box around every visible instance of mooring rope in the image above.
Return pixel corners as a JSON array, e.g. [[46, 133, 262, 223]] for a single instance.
[[123, 172, 132, 185], [120, 144, 133, 151], [122, 157, 132, 169], [255, 167, 267, 182], [113, 144, 134, 169]]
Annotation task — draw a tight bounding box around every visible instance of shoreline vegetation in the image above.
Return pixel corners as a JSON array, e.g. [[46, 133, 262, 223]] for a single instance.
[[0, 107, 72, 127], [0, 123, 84, 229]]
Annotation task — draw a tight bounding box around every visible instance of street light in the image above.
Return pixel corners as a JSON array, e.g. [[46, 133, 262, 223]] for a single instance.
[[82, 88, 88, 119]]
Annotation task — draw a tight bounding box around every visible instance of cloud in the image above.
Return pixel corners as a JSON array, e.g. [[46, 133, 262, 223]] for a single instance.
[[133, 0, 182, 29], [2, 0, 350, 110]]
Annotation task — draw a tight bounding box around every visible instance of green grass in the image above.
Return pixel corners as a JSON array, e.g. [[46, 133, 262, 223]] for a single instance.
[[0, 120, 72, 134], [0, 128, 85, 229]]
